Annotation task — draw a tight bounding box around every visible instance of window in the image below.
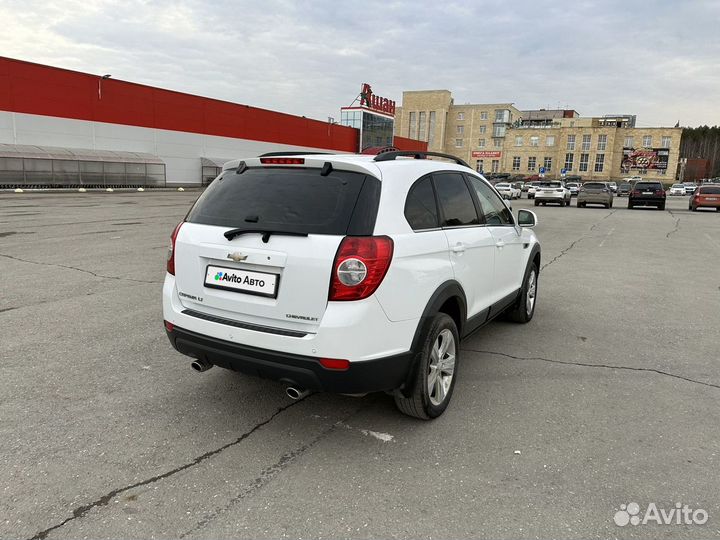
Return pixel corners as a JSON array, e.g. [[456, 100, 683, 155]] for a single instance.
[[409, 112, 417, 139], [512, 156, 521, 171], [624, 136, 633, 148], [567, 135, 576, 150], [478, 138, 486, 148], [493, 125, 506, 137], [493, 138, 502, 148], [515, 136, 523, 146], [457, 112, 465, 121], [528, 157, 537, 171], [456, 125, 464, 135], [661, 136, 671, 148], [530, 136, 539, 147], [418, 112, 427, 140], [564, 153, 574, 171], [543, 157, 552, 171], [476, 160, 484, 172], [480, 111, 488, 120], [479, 125, 487, 134], [579, 153, 589, 172], [597, 134, 607, 151], [495, 109, 510, 123], [643, 135, 652, 147], [491, 160, 500, 172], [434, 172, 480, 227], [594, 154, 605, 172], [546, 136, 555, 147], [468, 176, 513, 225], [428, 111, 436, 147], [404, 177, 438, 230], [455, 139, 463, 148], [581, 135, 591, 151]]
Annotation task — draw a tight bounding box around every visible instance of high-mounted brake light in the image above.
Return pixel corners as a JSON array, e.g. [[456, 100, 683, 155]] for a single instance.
[[259, 157, 305, 165], [329, 236, 393, 301], [167, 222, 184, 275]]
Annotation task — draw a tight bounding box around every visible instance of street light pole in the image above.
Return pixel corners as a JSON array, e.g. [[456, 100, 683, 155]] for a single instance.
[[98, 74, 112, 99]]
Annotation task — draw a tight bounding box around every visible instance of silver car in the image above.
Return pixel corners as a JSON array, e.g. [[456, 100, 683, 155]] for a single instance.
[[577, 182, 614, 208]]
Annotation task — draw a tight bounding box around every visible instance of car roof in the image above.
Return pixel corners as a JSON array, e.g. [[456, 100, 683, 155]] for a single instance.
[[221, 153, 480, 182]]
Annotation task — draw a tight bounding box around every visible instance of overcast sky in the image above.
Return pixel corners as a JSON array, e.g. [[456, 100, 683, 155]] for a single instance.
[[1, 0, 718, 127]]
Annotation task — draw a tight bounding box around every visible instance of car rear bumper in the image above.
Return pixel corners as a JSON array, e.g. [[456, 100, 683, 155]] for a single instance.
[[535, 194, 566, 202], [166, 325, 413, 393], [693, 200, 720, 208], [578, 194, 612, 204], [629, 197, 665, 206]]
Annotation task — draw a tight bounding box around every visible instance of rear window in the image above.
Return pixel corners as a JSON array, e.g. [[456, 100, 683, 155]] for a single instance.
[[634, 182, 662, 190], [495, 183, 510, 188], [583, 183, 607, 189], [186, 167, 373, 235], [672, 184, 685, 188], [538, 182, 561, 188], [619, 183, 631, 188], [699, 186, 720, 194]]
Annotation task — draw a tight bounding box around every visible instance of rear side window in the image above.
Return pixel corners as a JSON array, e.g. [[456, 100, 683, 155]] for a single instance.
[[404, 177, 439, 230], [433, 172, 480, 227], [700, 186, 720, 194], [186, 167, 374, 235]]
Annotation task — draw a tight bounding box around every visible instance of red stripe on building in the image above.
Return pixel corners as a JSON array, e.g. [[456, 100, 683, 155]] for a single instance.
[[0, 56, 359, 151]]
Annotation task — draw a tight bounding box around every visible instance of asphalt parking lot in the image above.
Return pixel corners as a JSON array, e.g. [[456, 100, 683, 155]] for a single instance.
[[1, 191, 719, 540]]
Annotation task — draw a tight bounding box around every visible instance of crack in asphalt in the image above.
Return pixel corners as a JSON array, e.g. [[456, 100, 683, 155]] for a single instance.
[[26, 399, 307, 540], [462, 348, 720, 391], [178, 407, 365, 539], [541, 210, 617, 271], [666, 209, 681, 238], [0, 253, 162, 284]]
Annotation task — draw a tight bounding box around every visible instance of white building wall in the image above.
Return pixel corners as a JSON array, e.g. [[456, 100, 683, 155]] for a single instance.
[[0, 111, 340, 185]]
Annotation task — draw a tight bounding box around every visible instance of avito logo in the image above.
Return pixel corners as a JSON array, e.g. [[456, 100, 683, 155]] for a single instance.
[[614, 502, 708, 527]]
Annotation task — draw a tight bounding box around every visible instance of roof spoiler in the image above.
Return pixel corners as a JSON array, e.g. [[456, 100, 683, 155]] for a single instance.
[[373, 151, 470, 168]]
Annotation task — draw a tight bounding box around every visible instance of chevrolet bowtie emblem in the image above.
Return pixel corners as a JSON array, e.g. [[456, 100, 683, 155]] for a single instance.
[[227, 252, 248, 262]]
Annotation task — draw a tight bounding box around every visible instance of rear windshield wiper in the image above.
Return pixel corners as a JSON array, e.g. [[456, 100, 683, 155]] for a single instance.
[[223, 228, 309, 243]]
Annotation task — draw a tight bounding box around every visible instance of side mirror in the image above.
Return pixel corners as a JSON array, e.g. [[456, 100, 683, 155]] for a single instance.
[[518, 209, 538, 228]]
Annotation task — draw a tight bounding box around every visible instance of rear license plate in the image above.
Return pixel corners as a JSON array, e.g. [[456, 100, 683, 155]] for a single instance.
[[707, 197, 717, 201], [204, 265, 279, 298], [642, 192, 653, 195]]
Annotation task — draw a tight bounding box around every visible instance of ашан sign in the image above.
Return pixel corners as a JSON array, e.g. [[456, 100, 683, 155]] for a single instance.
[[360, 83, 396, 116]]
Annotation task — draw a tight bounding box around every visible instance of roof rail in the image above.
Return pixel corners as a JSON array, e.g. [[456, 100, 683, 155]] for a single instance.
[[373, 151, 470, 168], [258, 151, 332, 158]]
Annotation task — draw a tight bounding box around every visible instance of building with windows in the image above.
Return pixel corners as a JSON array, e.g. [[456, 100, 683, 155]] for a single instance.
[[396, 90, 681, 181]]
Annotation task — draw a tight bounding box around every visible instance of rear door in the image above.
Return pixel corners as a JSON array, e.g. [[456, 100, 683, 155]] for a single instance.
[[173, 165, 378, 333], [432, 171, 496, 319]]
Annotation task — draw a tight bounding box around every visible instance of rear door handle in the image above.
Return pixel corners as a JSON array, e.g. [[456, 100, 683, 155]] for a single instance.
[[451, 243, 465, 254]]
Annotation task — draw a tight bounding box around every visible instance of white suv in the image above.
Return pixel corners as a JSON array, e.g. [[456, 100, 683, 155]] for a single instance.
[[163, 151, 541, 419]]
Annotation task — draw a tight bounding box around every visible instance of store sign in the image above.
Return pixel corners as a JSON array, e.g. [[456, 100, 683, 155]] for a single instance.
[[472, 151, 502, 158], [621, 148, 668, 170], [359, 83, 396, 116]]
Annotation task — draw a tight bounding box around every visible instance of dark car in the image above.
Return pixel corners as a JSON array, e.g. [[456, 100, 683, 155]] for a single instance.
[[628, 181, 666, 210], [617, 183, 632, 197], [689, 185, 720, 211]]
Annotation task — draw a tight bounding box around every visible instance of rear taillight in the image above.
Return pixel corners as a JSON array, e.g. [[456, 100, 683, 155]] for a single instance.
[[319, 358, 350, 371], [259, 157, 305, 165], [167, 222, 184, 275], [164, 321, 174, 332], [658, 190, 666, 197], [631, 190, 641, 196], [329, 236, 393, 301]]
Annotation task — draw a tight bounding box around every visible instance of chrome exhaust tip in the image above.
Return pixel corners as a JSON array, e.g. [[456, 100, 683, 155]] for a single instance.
[[285, 386, 310, 400], [190, 359, 213, 372]]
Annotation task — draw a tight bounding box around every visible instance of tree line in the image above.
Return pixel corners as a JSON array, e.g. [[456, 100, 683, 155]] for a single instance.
[[680, 126, 720, 177]]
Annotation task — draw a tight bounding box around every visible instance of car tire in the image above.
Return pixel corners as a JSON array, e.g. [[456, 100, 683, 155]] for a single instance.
[[534, 200, 539, 206], [506, 261, 539, 324], [628, 202, 634, 209], [609, 202, 613, 208], [659, 203, 665, 210], [394, 313, 459, 420]]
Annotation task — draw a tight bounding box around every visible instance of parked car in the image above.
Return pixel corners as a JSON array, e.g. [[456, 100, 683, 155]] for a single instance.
[[526, 181, 541, 199], [494, 182, 521, 200], [577, 182, 613, 208], [669, 184, 687, 196], [163, 151, 541, 419], [534, 181, 571, 206], [565, 182, 580, 197], [617, 183, 632, 197], [608, 181, 618, 193], [689, 185, 720, 211], [628, 181, 666, 210], [683, 183, 699, 195]]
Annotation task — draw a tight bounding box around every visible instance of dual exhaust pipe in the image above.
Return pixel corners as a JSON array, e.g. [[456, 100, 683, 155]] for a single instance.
[[189, 361, 310, 401]]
